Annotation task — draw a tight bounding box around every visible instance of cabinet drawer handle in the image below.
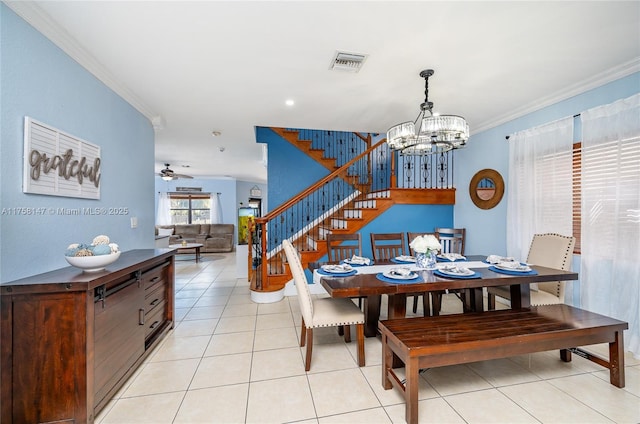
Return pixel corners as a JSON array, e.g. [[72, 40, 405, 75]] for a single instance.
[[150, 276, 160, 283], [150, 298, 160, 307], [139, 308, 145, 325], [149, 320, 160, 330]]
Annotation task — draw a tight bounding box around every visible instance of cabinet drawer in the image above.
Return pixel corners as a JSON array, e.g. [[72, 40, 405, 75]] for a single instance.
[[145, 284, 166, 315], [141, 262, 169, 292], [144, 300, 166, 338]]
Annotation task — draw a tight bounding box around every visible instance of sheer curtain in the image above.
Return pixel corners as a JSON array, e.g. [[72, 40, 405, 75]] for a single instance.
[[581, 93, 640, 358], [156, 192, 171, 225], [210, 193, 223, 224], [506, 117, 574, 261]]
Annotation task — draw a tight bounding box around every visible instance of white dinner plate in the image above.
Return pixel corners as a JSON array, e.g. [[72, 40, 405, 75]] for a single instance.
[[394, 255, 416, 263], [343, 258, 370, 266], [383, 270, 418, 280], [438, 267, 474, 277], [321, 264, 354, 274], [437, 253, 466, 261], [494, 263, 531, 273]]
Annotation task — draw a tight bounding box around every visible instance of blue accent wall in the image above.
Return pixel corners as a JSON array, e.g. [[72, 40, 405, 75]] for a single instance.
[[1, 5, 155, 282], [353, 204, 453, 259], [256, 127, 329, 211]]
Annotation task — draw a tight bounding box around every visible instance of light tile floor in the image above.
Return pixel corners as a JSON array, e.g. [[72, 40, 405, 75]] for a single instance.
[[97, 252, 640, 423]]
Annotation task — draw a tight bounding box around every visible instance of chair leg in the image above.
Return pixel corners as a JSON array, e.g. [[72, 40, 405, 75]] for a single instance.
[[300, 318, 306, 347], [431, 292, 442, 316], [343, 325, 351, 343], [412, 295, 419, 313], [488, 293, 496, 310], [304, 327, 313, 371], [422, 294, 431, 317], [356, 323, 365, 367]]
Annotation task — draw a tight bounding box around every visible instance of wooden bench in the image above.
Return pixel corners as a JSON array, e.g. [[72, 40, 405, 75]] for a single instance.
[[379, 304, 628, 424]]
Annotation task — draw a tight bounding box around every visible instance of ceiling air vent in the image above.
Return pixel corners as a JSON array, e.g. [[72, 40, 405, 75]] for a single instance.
[[329, 51, 367, 73]]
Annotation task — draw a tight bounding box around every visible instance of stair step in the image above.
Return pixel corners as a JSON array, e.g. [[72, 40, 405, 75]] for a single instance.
[[343, 209, 363, 219], [367, 190, 390, 199], [330, 218, 348, 229], [318, 226, 332, 239], [354, 199, 378, 209], [306, 234, 317, 251]]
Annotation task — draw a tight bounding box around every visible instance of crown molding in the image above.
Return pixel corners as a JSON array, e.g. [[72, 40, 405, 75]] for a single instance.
[[472, 57, 640, 135], [4, 0, 157, 121]]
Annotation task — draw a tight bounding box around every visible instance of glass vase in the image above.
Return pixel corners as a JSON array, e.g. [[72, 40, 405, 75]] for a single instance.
[[416, 251, 437, 270]]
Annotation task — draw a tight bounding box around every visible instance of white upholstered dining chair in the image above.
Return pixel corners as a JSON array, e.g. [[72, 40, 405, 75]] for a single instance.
[[487, 233, 575, 309], [282, 240, 365, 371]]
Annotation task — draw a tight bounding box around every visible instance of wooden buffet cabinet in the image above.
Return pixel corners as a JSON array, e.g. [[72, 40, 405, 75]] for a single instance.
[[1, 249, 175, 423]]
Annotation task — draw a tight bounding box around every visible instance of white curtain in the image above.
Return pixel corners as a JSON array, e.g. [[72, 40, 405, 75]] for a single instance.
[[580, 93, 640, 358], [210, 193, 223, 224], [156, 192, 171, 225], [506, 117, 574, 261]]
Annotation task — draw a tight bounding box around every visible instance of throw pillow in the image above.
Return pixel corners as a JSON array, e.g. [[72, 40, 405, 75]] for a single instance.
[[158, 228, 174, 236]]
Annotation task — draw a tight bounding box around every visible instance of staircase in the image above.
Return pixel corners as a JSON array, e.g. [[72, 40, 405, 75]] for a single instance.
[[249, 128, 455, 293]]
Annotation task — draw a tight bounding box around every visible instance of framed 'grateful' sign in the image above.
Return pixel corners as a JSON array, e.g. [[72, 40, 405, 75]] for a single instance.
[[23, 117, 101, 199]]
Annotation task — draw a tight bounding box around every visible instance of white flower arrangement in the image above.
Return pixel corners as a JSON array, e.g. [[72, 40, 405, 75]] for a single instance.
[[409, 234, 441, 254]]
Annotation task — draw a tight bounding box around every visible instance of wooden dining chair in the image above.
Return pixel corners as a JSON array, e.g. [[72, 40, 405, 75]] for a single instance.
[[433, 228, 467, 315], [326, 233, 362, 262], [434, 227, 466, 255], [370, 232, 406, 262], [282, 240, 365, 371], [326, 233, 365, 309], [372, 232, 430, 317], [487, 233, 575, 309]]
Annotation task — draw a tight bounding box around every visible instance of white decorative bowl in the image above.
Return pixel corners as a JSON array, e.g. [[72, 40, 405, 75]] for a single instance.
[[65, 251, 121, 272]]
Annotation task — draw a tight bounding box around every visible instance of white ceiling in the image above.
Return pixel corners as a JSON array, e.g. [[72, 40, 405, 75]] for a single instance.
[[8, 1, 640, 183]]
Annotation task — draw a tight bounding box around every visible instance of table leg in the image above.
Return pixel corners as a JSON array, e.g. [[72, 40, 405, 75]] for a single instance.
[[387, 294, 407, 319], [467, 288, 484, 312], [510, 284, 530, 309], [610, 330, 625, 388], [195, 246, 200, 263], [363, 295, 381, 337]]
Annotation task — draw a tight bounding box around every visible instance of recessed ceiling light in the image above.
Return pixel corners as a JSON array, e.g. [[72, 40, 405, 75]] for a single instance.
[[211, 130, 222, 137], [285, 99, 294, 106]]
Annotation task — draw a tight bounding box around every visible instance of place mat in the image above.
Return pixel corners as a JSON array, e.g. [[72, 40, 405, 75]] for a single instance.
[[488, 266, 538, 276], [433, 269, 481, 279], [391, 258, 415, 264], [317, 269, 357, 277], [376, 273, 423, 284]]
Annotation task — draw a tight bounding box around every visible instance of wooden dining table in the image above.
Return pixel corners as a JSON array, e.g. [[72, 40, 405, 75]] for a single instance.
[[313, 255, 579, 337]]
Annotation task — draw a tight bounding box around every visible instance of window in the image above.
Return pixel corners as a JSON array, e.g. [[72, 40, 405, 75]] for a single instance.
[[169, 193, 211, 224]]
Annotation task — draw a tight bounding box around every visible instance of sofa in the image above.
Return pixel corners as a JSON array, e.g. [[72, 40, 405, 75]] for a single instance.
[[156, 224, 235, 253]]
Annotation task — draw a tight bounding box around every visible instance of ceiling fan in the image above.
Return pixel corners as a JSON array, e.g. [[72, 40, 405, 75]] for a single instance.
[[159, 163, 193, 181]]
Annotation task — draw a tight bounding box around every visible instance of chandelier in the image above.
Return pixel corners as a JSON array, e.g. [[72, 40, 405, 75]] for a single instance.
[[387, 69, 469, 155]]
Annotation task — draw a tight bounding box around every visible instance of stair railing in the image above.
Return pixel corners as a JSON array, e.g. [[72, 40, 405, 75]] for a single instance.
[[250, 137, 391, 291]]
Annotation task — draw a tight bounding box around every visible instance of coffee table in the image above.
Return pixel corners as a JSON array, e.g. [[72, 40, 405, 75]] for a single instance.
[[169, 243, 204, 263]]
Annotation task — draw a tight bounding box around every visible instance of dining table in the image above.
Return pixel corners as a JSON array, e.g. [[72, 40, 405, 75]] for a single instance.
[[312, 255, 579, 337]]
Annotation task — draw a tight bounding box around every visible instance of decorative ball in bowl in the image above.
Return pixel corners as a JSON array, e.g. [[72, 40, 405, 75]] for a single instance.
[[65, 251, 121, 272], [64, 234, 121, 272]]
